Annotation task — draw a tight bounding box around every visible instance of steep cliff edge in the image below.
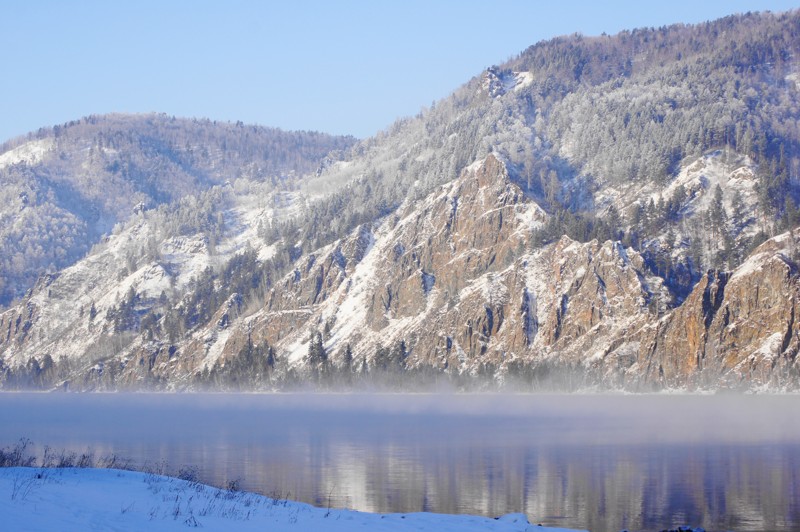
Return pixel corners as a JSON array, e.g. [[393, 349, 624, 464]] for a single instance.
[[2, 155, 799, 392], [636, 233, 800, 390], [196, 155, 672, 389]]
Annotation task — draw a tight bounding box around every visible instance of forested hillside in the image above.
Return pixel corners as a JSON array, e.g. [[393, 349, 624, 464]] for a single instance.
[[1, 10, 799, 392], [0, 114, 354, 305], [286, 11, 799, 295]]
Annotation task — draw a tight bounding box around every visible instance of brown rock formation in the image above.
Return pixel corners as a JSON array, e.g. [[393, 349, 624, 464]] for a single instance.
[[2, 155, 800, 392], [637, 233, 800, 390]]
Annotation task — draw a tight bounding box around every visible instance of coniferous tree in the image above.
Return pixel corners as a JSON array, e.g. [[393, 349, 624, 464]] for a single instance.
[[708, 185, 727, 239]]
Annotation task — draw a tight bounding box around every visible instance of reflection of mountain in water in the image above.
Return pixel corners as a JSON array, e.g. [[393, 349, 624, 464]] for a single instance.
[[0, 393, 797, 531]]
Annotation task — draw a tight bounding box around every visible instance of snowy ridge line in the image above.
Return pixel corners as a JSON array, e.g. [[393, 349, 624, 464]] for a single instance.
[[0, 467, 583, 532]]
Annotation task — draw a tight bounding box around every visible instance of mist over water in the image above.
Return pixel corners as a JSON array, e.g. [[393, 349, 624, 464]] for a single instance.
[[0, 393, 798, 531]]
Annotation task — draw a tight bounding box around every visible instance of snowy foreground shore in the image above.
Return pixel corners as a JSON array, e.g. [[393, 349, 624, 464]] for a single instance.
[[0, 467, 583, 531]]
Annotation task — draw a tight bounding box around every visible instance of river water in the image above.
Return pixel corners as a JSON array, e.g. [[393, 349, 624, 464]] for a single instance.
[[0, 393, 798, 531]]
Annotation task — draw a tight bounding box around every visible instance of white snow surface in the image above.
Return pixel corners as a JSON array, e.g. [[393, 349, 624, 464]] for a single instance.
[[787, 72, 800, 90], [728, 247, 769, 282], [512, 71, 534, 91], [728, 230, 796, 282], [0, 138, 54, 169], [498, 71, 534, 93], [0, 467, 582, 532], [483, 70, 534, 97], [656, 151, 757, 213], [593, 150, 758, 222]]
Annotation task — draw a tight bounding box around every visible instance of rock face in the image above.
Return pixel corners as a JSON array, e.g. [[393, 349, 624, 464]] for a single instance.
[[1, 155, 799, 391], [637, 234, 800, 390], [191, 155, 675, 388], [3, 11, 800, 392], [192, 156, 800, 391]]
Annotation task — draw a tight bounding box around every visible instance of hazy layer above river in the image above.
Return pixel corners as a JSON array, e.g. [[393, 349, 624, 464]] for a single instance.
[[1, 393, 798, 531]]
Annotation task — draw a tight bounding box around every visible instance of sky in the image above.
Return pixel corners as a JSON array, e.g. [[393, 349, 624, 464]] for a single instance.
[[1, 0, 798, 143]]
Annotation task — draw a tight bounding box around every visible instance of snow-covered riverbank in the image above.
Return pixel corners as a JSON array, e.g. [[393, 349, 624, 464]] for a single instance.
[[0, 467, 583, 531]]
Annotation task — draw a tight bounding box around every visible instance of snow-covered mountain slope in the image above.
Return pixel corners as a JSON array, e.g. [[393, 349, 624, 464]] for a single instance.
[[242, 156, 674, 390], [0, 114, 354, 306], [9, 154, 796, 392], [0, 138, 54, 169], [0, 178, 298, 384], [1, 142, 799, 393], [2, 11, 800, 391], [253, 156, 669, 380]]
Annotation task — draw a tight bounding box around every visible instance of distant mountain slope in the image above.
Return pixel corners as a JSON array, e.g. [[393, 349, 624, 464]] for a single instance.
[[0, 114, 355, 305], [1, 11, 800, 391]]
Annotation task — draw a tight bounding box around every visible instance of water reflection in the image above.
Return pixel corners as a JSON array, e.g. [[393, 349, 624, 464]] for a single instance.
[[0, 393, 798, 531]]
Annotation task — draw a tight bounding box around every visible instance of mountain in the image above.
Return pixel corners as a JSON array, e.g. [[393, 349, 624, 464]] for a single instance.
[[1, 10, 799, 392], [0, 114, 355, 306]]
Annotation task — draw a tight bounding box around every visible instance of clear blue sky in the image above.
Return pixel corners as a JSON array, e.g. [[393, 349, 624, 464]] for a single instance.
[[1, 0, 797, 143]]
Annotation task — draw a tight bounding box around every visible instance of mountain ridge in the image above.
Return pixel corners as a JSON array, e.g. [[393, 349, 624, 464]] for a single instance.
[[0, 113, 355, 306], [1, 10, 800, 391]]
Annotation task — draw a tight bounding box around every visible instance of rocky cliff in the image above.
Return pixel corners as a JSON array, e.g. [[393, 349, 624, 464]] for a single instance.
[[2, 10, 800, 392], [636, 233, 800, 390], [1, 154, 799, 391]]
